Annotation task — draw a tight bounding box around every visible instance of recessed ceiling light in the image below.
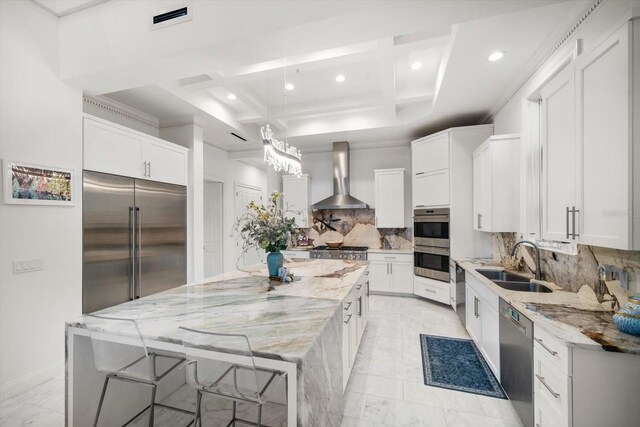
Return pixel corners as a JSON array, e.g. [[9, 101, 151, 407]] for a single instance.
[[488, 51, 505, 62], [285, 83, 295, 91], [335, 74, 346, 83], [227, 93, 237, 100], [411, 62, 422, 70]]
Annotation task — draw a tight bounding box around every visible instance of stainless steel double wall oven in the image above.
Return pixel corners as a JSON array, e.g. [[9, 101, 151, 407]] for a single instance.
[[413, 207, 450, 282]]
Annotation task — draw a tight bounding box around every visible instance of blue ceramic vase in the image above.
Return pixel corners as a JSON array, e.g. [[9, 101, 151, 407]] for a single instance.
[[267, 252, 284, 277]]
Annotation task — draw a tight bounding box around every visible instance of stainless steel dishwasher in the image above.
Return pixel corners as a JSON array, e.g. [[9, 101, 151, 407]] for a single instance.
[[499, 298, 534, 427]]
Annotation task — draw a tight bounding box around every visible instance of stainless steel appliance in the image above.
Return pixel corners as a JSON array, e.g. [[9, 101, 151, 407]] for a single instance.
[[82, 171, 187, 313], [414, 245, 450, 282], [309, 246, 368, 260], [413, 207, 450, 248], [499, 298, 534, 427], [454, 263, 466, 326]]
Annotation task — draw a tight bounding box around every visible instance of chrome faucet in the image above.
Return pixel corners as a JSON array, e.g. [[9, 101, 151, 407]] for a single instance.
[[510, 240, 542, 280]]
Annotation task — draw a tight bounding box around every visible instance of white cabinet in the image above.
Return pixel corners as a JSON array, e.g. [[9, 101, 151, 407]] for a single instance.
[[575, 20, 639, 250], [414, 276, 451, 305], [83, 116, 188, 186], [472, 135, 520, 232], [342, 270, 370, 391], [464, 274, 500, 379], [540, 64, 577, 242], [412, 133, 450, 209], [282, 174, 311, 228], [413, 133, 449, 175], [367, 252, 413, 294], [413, 170, 450, 208], [374, 169, 405, 228]]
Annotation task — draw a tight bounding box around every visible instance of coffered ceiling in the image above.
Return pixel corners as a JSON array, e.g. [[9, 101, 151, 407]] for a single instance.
[[63, 0, 591, 153]]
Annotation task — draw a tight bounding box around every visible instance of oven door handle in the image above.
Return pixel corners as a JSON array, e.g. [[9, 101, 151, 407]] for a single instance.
[[413, 215, 450, 223], [414, 246, 450, 256]]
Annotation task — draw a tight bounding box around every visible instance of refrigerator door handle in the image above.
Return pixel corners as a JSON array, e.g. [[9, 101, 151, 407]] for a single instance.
[[129, 207, 135, 301], [136, 206, 141, 299]]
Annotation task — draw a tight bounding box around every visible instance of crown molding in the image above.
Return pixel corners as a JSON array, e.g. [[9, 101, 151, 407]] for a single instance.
[[82, 95, 160, 128], [483, 0, 605, 123]]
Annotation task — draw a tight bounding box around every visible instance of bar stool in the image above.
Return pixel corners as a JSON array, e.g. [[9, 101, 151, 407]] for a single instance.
[[84, 314, 193, 427], [179, 327, 287, 427]]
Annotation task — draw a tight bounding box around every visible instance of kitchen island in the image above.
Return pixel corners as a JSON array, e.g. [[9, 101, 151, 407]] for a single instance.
[[66, 259, 369, 426]]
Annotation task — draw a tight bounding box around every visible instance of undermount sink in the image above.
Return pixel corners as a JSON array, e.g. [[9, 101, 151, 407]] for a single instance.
[[476, 269, 530, 282], [475, 269, 553, 293]]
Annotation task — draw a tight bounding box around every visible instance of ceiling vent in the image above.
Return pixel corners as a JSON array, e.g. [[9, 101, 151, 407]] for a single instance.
[[151, 1, 192, 31], [231, 133, 247, 142]]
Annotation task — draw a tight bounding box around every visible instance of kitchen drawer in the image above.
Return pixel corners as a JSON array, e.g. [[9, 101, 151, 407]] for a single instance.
[[534, 325, 571, 375], [281, 250, 310, 259], [534, 348, 571, 423], [535, 383, 568, 427], [414, 276, 450, 304], [367, 252, 413, 262]]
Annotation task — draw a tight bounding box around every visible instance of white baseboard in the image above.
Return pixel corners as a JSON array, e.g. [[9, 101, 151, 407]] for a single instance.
[[0, 360, 64, 401]]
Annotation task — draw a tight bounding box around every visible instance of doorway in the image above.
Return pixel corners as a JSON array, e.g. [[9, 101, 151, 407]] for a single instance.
[[203, 180, 223, 277], [234, 183, 264, 268]]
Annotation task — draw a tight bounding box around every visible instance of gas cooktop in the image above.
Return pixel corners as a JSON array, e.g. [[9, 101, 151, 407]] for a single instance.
[[309, 246, 368, 260]]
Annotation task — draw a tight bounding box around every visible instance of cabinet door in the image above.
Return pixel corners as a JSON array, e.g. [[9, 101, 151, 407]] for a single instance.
[[413, 134, 449, 174], [577, 23, 632, 249], [143, 139, 188, 185], [541, 64, 576, 241], [414, 170, 450, 208], [374, 170, 404, 228], [472, 148, 483, 231], [368, 261, 390, 292], [480, 303, 500, 380], [84, 118, 144, 178], [283, 175, 310, 228], [390, 262, 414, 294], [465, 285, 482, 345], [479, 145, 492, 231]]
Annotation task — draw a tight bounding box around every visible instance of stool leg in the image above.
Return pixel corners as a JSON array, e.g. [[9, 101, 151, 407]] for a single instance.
[[148, 384, 157, 427], [257, 404, 262, 427], [93, 376, 110, 427], [232, 400, 236, 426], [194, 390, 202, 427]]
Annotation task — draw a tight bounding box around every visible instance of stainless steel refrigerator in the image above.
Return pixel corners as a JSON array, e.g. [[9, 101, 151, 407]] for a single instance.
[[82, 171, 187, 313]]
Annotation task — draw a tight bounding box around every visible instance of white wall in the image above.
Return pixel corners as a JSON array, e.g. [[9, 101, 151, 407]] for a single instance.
[[203, 145, 267, 273], [494, 0, 638, 133], [302, 145, 412, 226], [0, 0, 83, 399]]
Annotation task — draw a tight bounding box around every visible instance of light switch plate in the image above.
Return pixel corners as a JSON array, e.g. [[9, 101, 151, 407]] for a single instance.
[[13, 259, 43, 274]]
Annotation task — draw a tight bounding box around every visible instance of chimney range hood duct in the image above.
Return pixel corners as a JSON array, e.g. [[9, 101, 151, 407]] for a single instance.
[[311, 141, 368, 210]]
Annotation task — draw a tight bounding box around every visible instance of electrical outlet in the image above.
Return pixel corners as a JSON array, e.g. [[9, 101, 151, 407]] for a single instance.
[[13, 259, 43, 274]]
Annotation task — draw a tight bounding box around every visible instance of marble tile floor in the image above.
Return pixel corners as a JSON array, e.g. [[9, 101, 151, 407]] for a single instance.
[[0, 295, 523, 427]]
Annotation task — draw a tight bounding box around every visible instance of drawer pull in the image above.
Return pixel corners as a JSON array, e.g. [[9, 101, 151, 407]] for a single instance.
[[422, 288, 436, 293], [534, 338, 558, 356], [344, 302, 352, 311], [384, 256, 396, 260], [535, 374, 560, 398], [344, 314, 352, 324]]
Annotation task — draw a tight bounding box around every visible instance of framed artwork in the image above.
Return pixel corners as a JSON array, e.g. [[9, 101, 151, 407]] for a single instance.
[[2, 160, 75, 206]]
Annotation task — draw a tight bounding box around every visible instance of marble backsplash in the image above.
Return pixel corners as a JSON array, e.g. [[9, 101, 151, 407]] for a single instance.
[[298, 209, 413, 249], [492, 233, 640, 306]]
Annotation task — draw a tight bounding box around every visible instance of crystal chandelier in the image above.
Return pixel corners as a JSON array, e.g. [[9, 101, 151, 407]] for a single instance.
[[261, 124, 302, 175]]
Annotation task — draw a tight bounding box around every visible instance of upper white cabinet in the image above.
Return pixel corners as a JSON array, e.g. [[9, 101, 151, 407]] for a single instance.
[[83, 116, 188, 186], [412, 133, 451, 208], [473, 135, 520, 233], [575, 20, 639, 250], [374, 169, 405, 228], [540, 64, 576, 242], [413, 133, 449, 175], [282, 174, 311, 228]]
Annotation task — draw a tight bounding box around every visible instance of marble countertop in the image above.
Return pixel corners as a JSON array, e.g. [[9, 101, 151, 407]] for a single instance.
[[67, 259, 368, 363], [457, 258, 640, 355]]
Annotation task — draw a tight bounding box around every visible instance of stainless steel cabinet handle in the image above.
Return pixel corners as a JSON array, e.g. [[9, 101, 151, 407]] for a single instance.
[[344, 302, 352, 311], [384, 256, 396, 260], [148, 162, 151, 177], [422, 288, 436, 293], [136, 207, 141, 299], [129, 207, 135, 301], [566, 206, 570, 239], [416, 172, 425, 176], [535, 374, 560, 398], [357, 297, 362, 317], [143, 161, 147, 177], [474, 296, 479, 318], [344, 314, 352, 324], [534, 338, 558, 356], [477, 213, 482, 229], [571, 206, 579, 239], [390, 263, 393, 275]]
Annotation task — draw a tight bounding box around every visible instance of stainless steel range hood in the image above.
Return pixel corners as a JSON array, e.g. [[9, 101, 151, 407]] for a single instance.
[[311, 141, 368, 210]]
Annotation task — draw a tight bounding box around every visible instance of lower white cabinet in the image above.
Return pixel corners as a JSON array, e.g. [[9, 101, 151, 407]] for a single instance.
[[464, 274, 500, 379], [414, 276, 451, 305], [368, 252, 413, 294], [343, 271, 369, 390]]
